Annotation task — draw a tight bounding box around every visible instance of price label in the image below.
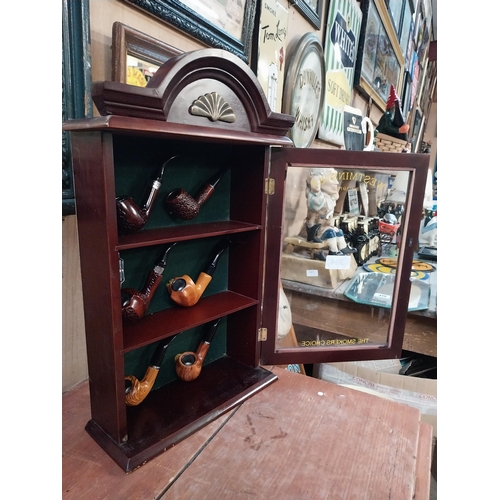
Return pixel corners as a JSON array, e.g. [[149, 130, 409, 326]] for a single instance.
[[373, 292, 391, 304], [325, 255, 351, 269]]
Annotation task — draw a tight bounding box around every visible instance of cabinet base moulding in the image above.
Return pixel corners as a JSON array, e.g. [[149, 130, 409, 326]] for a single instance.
[[86, 357, 277, 472]]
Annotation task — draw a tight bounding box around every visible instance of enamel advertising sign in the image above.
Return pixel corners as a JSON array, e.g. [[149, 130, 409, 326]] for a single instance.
[[318, 0, 362, 146]]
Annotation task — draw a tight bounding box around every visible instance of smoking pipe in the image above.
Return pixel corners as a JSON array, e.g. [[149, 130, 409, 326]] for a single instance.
[[167, 237, 230, 307], [121, 242, 177, 321], [164, 168, 227, 220], [124, 334, 178, 406], [175, 318, 222, 382], [116, 155, 180, 234]]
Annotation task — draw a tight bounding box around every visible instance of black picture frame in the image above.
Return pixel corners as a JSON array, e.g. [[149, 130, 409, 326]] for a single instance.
[[409, 108, 423, 152], [123, 0, 257, 63], [62, 0, 92, 216], [400, 69, 412, 121], [293, 0, 323, 30]]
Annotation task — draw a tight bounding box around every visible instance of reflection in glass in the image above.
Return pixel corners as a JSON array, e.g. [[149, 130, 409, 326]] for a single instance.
[[179, 0, 245, 41], [387, 0, 402, 33], [126, 55, 160, 87], [399, 0, 413, 53], [344, 272, 431, 311], [279, 165, 411, 351]]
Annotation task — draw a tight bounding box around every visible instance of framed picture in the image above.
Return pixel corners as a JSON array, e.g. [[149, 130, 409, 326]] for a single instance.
[[398, 0, 413, 54], [254, 0, 290, 113], [353, 0, 404, 111], [413, 5, 422, 45], [405, 33, 415, 72], [416, 21, 430, 62], [400, 69, 412, 121], [62, 0, 92, 215], [421, 59, 437, 118], [111, 22, 183, 86], [123, 0, 257, 63], [292, 0, 323, 30], [385, 0, 413, 53], [415, 56, 428, 109], [409, 108, 423, 152], [385, 0, 402, 33], [410, 51, 420, 108]]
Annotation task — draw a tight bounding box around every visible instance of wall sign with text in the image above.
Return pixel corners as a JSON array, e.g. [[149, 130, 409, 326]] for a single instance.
[[318, 0, 363, 146], [282, 33, 325, 148], [255, 0, 289, 113]]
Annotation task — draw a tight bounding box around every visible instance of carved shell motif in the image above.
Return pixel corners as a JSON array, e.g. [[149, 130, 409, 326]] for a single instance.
[[189, 92, 236, 123]]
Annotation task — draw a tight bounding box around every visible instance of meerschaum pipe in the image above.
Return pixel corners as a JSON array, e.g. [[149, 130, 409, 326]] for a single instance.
[[175, 318, 222, 382], [116, 155, 180, 233], [167, 237, 230, 307], [124, 334, 178, 406], [121, 242, 177, 321], [164, 168, 227, 220]]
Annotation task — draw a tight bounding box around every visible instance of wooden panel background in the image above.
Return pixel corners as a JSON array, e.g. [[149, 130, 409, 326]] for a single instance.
[[62, 216, 88, 392]]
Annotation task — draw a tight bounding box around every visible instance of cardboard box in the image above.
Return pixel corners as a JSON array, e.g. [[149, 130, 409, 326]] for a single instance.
[[314, 361, 437, 438], [341, 358, 404, 374]]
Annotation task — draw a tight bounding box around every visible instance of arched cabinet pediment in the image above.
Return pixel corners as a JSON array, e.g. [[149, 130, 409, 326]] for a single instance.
[[91, 48, 295, 138]]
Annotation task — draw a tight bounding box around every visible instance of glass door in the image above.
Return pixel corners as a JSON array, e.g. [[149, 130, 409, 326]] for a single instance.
[[261, 147, 429, 366]]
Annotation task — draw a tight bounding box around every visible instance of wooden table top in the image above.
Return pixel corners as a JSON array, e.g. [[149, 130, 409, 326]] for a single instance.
[[63, 366, 432, 499]]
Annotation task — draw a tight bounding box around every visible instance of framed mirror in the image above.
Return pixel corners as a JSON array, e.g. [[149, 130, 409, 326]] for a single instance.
[[261, 148, 429, 366], [111, 22, 183, 85]]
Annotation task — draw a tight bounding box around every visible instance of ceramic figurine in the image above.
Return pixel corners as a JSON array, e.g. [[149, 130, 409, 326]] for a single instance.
[[375, 85, 410, 143], [304, 168, 356, 261]]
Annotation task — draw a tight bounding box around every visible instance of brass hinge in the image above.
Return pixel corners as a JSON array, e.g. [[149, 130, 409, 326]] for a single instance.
[[258, 328, 268, 341], [264, 178, 275, 195]]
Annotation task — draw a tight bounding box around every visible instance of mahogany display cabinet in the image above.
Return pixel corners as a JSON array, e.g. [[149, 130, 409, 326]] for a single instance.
[[63, 49, 429, 472]]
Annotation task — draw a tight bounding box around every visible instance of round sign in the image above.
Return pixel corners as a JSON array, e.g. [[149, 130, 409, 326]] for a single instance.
[[282, 33, 325, 148]]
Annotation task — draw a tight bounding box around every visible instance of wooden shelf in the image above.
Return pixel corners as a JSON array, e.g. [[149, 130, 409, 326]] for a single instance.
[[117, 220, 261, 250], [122, 291, 259, 352]]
